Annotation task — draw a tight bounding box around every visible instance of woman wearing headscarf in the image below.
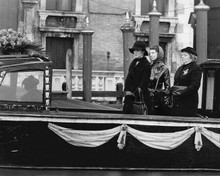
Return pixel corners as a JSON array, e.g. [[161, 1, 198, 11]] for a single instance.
[[171, 47, 202, 117], [123, 41, 151, 114], [148, 45, 171, 115]]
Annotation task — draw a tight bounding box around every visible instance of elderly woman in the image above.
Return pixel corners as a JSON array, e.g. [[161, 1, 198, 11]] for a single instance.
[[148, 45, 171, 115], [171, 47, 202, 117], [123, 41, 151, 114]]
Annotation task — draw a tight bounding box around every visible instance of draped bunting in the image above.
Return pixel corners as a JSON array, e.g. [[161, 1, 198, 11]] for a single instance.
[[194, 126, 203, 151], [127, 126, 194, 150], [48, 123, 220, 151], [48, 123, 121, 147], [201, 127, 220, 148]]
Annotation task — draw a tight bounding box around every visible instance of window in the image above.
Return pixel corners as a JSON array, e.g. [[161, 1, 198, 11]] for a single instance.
[[205, 70, 215, 110], [141, 0, 168, 16], [46, 0, 76, 11], [0, 71, 44, 103]]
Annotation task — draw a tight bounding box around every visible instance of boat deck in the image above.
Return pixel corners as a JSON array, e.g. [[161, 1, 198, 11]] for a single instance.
[[0, 97, 219, 129]]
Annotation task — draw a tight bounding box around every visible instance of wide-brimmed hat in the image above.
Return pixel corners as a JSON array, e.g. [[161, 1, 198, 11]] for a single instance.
[[181, 47, 197, 56], [129, 41, 148, 56], [22, 75, 39, 90]]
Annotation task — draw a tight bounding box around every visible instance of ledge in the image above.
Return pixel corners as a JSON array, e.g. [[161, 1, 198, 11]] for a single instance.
[[133, 15, 178, 34], [38, 10, 86, 30]]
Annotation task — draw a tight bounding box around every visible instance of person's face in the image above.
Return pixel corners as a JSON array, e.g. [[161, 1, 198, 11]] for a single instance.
[[149, 49, 158, 61], [133, 50, 144, 58], [181, 52, 191, 64]]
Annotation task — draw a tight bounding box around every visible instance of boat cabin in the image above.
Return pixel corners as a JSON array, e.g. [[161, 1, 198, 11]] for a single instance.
[[200, 59, 220, 118], [0, 54, 52, 111]]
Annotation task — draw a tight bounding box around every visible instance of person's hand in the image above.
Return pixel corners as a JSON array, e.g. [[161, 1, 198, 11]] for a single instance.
[[148, 89, 155, 97], [173, 91, 181, 96], [125, 91, 134, 96], [150, 91, 154, 97]]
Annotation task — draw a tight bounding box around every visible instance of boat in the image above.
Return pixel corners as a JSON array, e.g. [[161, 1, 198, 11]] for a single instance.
[[0, 54, 220, 171]]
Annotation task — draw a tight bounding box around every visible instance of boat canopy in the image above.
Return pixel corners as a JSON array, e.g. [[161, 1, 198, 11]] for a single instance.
[[0, 54, 52, 111]]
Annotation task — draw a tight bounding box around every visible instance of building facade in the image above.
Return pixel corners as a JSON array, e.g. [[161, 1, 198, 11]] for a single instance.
[[0, 0, 215, 91]]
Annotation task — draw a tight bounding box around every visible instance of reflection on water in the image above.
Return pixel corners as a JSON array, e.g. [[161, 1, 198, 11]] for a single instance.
[[0, 169, 219, 176]]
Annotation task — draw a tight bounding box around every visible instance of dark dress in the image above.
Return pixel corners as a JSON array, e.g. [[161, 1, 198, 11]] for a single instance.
[[124, 57, 151, 112], [172, 61, 202, 117]]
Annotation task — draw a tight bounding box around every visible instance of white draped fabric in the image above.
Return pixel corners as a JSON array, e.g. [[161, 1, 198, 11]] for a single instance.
[[201, 127, 220, 148], [48, 123, 220, 151], [48, 123, 121, 147], [194, 126, 203, 151], [127, 126, 194, 150]]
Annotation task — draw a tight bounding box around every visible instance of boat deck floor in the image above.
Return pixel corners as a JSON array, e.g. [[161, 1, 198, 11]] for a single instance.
[[51, 98, 121, 112]]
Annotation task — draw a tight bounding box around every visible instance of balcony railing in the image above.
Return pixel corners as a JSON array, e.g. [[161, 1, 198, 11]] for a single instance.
[[52, 69, 124, 102], [52, 69, 124, 91]]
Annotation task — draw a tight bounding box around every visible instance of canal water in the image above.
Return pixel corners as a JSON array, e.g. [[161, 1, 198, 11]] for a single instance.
[[0, 169, 219, 176]]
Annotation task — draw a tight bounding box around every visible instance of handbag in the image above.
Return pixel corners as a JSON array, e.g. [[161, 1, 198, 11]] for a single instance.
[[123, 88, 147, 115], [171, 85, 187, 95]]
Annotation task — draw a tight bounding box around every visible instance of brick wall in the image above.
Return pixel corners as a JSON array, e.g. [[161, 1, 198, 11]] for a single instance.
[[90, 14, 124, 71], [81, 0, 135, 71]]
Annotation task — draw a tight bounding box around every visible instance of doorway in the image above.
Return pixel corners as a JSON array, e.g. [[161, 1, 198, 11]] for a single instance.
[[46, 37, 73, 69]]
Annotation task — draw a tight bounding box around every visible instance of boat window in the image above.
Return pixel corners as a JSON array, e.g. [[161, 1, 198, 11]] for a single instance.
[[216, 70, 220, 111], [198, 73, 203, 109], [0, 71, 44, 102], [206, 70, 215, 110]]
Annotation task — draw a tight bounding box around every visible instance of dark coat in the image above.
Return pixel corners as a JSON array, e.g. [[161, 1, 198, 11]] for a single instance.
[[172, 61, 202, 117], [124, 57, 151, 106]]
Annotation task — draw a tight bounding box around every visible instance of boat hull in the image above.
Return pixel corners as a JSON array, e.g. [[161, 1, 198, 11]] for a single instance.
[[0, 116, 220, 170]]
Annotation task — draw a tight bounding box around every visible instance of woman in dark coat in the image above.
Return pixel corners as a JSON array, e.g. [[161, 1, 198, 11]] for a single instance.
[[148, 45, 171, 115], [171, 47, 202, 117], [123, 41, 151, 114]]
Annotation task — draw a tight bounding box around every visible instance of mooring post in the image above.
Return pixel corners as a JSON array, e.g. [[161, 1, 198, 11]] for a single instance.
[[120, 12, 135, 80], [82, 16, 94, 102], [66, 49, 73, 99], [195, 0, 210, 64], [116, 83, 123, 104], [148, 0, 161, 47]]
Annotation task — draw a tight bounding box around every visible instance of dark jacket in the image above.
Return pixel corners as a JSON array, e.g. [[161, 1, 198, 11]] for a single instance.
[[148, 65, 170, 115], [148, 66, 170, 92], [172, 61, 202, 117], [124, 57, 151, 106]]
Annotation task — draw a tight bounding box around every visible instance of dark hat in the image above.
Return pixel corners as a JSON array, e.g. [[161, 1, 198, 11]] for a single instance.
[[22, 75, 39, 90], [129, 41, 148, 56], [181, 47, 197, 56]]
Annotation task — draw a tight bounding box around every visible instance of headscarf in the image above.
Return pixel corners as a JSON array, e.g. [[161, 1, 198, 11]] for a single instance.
[[150, 45, 165, 80]]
